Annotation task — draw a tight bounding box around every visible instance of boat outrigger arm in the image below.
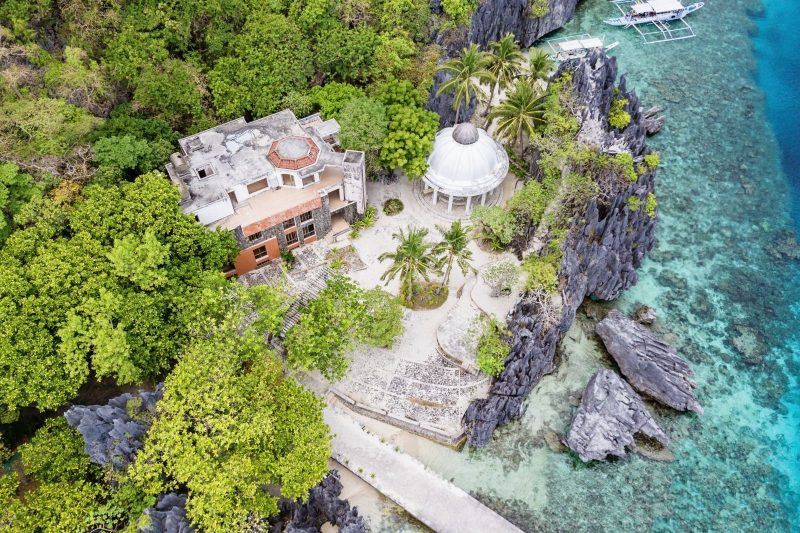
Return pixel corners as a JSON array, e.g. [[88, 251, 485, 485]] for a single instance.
[[604, 0, 704, 26]]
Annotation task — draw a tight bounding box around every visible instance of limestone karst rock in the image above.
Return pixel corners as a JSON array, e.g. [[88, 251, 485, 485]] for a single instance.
[[566, 369, 669, 462], [597, 309, 703, 413]]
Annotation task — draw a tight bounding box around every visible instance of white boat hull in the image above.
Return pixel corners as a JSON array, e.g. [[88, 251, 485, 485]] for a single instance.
[[605, 2, 703, 26]]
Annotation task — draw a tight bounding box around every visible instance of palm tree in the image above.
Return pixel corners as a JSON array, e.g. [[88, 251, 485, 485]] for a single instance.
[[488, 79, 547, 153], [528, 49, 554, 84], [482, 33, 525, 121], [436, 44, 492, 125], [379, 227, 439, 302], [433, 220, 475, 289]]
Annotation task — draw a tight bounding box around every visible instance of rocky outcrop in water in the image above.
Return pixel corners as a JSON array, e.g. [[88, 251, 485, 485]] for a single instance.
[[642, 106, 665, 135], [463, 51, 658, 446], [596, 310, 703, 413], [566, 369, 669, 462], [633, 304, 657, 325], [64, 384, 163, 470], [139, 493, 193, 533], [280, 471, 367, 533]]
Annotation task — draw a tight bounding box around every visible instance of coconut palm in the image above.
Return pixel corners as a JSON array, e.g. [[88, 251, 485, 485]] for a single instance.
[[436, 44, 492, 125], [433, 220, 475, 289], [379, 227, 439, 302], [482, 33, 525, 121], [488, 79, 547, 153], [528, 48, 554, 84]]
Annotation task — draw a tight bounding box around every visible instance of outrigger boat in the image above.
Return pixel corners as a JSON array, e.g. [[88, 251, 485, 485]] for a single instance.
[[540, 34, 620, 62], [605, 0, 703, 26]]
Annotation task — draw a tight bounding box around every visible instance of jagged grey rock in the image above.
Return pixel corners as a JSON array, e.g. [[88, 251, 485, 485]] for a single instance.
[[597, 310, 703, 413], [633, 304, 657, 325], [427, 69, 478, 128], [64, 384, 163, 470], [139, 493, 193, 533], [463, 51, 658, 446], [566, 369, 669, 462], [468, 0, 582, 49], [283, 471, 367, 533], [642, 105, 665, 135]]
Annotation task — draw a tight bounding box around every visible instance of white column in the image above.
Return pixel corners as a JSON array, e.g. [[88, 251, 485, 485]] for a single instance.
[[481, 192, 487, 205], [465, 195, 472, 215], [432, 188, 438, 205], [447, 194, 454, 212]]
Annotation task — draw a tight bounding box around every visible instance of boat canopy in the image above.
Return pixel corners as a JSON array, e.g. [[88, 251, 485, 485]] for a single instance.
[[557, 37, 604, 52], [630, 0, 684, 14]]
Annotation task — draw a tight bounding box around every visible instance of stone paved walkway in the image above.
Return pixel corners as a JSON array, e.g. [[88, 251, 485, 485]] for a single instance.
[[325, 404, 524, 533]]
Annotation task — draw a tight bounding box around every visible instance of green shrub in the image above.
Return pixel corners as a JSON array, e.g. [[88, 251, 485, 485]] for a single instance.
[[18, 417, 97, 483], [646, 192, 658, 219], [626, 196, 641, 211], [529, 0, 550, 18], [476, 319, 510, 377], [383, 198, 404, 216], [352, 205, 377, 232], [523, 251, 560, 293], [608, 95, 631, 130], [281, 249, 296, 268], [359, 288, 405, 348], [613, 152, 637, 182], [470, 206, 518, 250], [644, 152, 661, 170], [483, 259, 521, 297]]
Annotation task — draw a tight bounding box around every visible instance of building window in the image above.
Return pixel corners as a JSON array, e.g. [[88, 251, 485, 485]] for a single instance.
[[283, 218, 296, 230], [247, 231, 263, 243], [246, 178, 268, 194], [195, 164, 215, 179], [303, 224, 315, 239], [285, 231, 299, 246], [253, 245, 268, 261], [299, 211, 313, 223]]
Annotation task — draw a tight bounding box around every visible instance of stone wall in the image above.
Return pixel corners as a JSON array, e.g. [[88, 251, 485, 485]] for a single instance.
[[462, 51, 659, 446]]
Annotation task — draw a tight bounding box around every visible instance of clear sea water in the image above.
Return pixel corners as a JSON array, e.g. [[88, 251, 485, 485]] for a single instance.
[[383, 0, 800, 530]]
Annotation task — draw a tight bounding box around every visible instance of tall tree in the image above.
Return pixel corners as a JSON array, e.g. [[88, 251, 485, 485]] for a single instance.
[[434, 220, 475, 288], [528, 48, 554, 84], [379, 227, 439, 301], [488, 79, 547, 153], [435, 44, 491, 124], [0, 173, 237, 422], [482, 33, 525, 121], [130, 286, 330, 533]]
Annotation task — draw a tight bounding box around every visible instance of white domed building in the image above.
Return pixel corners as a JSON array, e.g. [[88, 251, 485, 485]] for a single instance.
[[420, 122, 509, 215]]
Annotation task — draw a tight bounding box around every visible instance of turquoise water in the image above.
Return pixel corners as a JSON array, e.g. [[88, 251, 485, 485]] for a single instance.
[[397, 0, 800, 530]]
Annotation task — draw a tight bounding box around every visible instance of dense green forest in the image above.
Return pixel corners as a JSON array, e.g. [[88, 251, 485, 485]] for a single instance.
[[0, 0, 464, 529]]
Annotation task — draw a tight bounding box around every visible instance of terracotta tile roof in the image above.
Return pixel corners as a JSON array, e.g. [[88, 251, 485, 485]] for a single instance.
[[267, 136, 320, 170]]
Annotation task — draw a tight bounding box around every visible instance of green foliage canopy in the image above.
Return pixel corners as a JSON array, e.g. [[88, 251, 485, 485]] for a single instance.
[[0, 173, 237, 421]]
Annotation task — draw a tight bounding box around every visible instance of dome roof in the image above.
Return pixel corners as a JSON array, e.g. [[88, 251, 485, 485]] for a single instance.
[[424, 124, 509, 197], [452, 122, 479, 144]]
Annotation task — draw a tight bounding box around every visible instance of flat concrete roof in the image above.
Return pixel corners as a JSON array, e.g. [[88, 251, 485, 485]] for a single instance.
[[167, 110, 345, 213]]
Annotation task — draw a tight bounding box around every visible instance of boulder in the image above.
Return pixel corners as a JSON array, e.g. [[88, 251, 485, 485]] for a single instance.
[[64, 384, 163, 470], [596, 310, 702, 413], [139, 493, 193, 533], [633, 304, 657, 325], [642, 105, 665, 135], [283, 471, 368, 533], [566, 369, 669, 462]]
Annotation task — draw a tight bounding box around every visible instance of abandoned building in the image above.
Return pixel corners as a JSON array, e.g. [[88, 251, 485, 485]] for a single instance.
[[166, 110, 367, 275]]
